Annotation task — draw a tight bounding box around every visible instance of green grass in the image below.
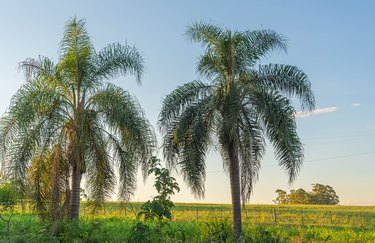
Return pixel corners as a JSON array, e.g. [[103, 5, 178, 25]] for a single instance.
[[81, 202, 375, 228], [1, 202, 374, 242]]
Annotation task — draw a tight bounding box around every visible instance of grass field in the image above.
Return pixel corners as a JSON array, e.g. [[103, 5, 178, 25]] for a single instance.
[[1, 202, 375, 242], [91, 202, 375, 227]]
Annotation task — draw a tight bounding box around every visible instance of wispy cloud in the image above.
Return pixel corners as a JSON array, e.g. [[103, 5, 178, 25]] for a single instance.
[[352, 103, 361, 107], [295, 107, 337, 118]]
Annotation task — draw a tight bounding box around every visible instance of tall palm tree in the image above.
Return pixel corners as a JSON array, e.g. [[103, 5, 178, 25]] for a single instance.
[[159, 22, 315, 241], [0, 18, 155, 220]]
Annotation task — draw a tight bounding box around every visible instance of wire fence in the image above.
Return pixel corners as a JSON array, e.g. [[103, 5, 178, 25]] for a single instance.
[[171, 208, 375, 228], [79, 203, 375, 228], [15, 201, 375, 228]]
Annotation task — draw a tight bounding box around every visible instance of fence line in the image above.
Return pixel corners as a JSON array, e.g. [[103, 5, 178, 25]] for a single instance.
[[13, 201, 375, 228]]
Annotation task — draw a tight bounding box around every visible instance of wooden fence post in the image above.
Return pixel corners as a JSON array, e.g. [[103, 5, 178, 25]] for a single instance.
[[330, 211, 333, 225], [273, 208, 277, 225]]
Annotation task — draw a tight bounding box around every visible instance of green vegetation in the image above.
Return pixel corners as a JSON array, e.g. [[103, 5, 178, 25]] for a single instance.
[[0, 17, 155, 221], [0, 184, 19, 241], [0, 203, 374, 242], [274, 184, 340, 205], [159, 21, 315, 241], [0, 17, 369, 242], [130, 157, 180, 242]]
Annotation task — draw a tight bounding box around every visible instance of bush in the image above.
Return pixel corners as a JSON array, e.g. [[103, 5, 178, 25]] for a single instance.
[[0, 184, 19, 240], [130, 157, 180, 242]]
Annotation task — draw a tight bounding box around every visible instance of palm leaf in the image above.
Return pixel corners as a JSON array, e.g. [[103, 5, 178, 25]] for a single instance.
[[250, 89, 303, 183]]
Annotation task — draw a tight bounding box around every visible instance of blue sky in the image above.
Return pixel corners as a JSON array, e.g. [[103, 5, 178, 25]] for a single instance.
[[0, 1, 374, 205]]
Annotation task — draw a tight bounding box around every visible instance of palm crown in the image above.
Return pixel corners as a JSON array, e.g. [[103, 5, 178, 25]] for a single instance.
[[159, 22, 315, 240], [0, 18, 155, 219]]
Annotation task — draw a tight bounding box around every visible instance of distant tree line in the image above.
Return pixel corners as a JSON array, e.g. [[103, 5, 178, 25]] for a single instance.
[[274, 183, 339, 205]]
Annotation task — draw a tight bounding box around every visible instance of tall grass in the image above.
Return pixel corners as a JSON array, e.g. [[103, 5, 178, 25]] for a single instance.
[[1, 202, 374, 242], [79, 202, 375, 228]]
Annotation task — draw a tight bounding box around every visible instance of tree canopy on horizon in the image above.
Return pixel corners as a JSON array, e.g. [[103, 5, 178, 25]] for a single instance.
[[274, 183, 340, 205]]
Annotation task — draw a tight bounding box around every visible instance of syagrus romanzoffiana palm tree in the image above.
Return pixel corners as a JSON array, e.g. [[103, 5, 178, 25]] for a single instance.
[[159, 22, 315, 241], [0, 18, 155, 221]]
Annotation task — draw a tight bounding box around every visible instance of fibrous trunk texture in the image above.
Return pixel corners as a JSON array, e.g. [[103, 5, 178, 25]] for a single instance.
[[228, 142, 242, 242]]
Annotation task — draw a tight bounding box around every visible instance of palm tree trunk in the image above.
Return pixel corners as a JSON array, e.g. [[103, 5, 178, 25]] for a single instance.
[[228, 142, 242, 242], [70, 166, 81, 220]]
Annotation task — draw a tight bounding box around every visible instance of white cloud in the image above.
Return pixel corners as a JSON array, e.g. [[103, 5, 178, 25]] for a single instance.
[[295, 107, 337, 118], [352, 103, 361, 107]]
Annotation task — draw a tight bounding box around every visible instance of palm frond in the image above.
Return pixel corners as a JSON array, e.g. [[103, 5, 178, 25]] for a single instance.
[[107, 134, 137, 202], [242, 29, 288, 61], [196, 52, 224, 80], [91, 83, 155, 178], [3, 115, 60, 192], [95, 43, 144, 84], [59, 17, 92, 57], [163, 97, 214, 198], [19, 56, 56, 82], [59, 17, 94, 97], [238, 106, 265, 203], [6, 128, 35, 192], [158, 81, 213, 130], [250, 89, 303, 183], [28, 154, 49, 216], [0, 78, 68, 157], [248, 64, 315, 111], [185, 21, 223, 48], [83, 112, 115, 210]]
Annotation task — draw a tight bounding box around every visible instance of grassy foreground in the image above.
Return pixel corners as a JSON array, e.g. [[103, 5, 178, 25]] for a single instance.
[[1, 203, 374, 242]]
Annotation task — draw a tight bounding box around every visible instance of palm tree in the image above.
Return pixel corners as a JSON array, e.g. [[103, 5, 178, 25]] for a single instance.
[[159, 22, 315, 241], [0, 18, 155, 220]]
